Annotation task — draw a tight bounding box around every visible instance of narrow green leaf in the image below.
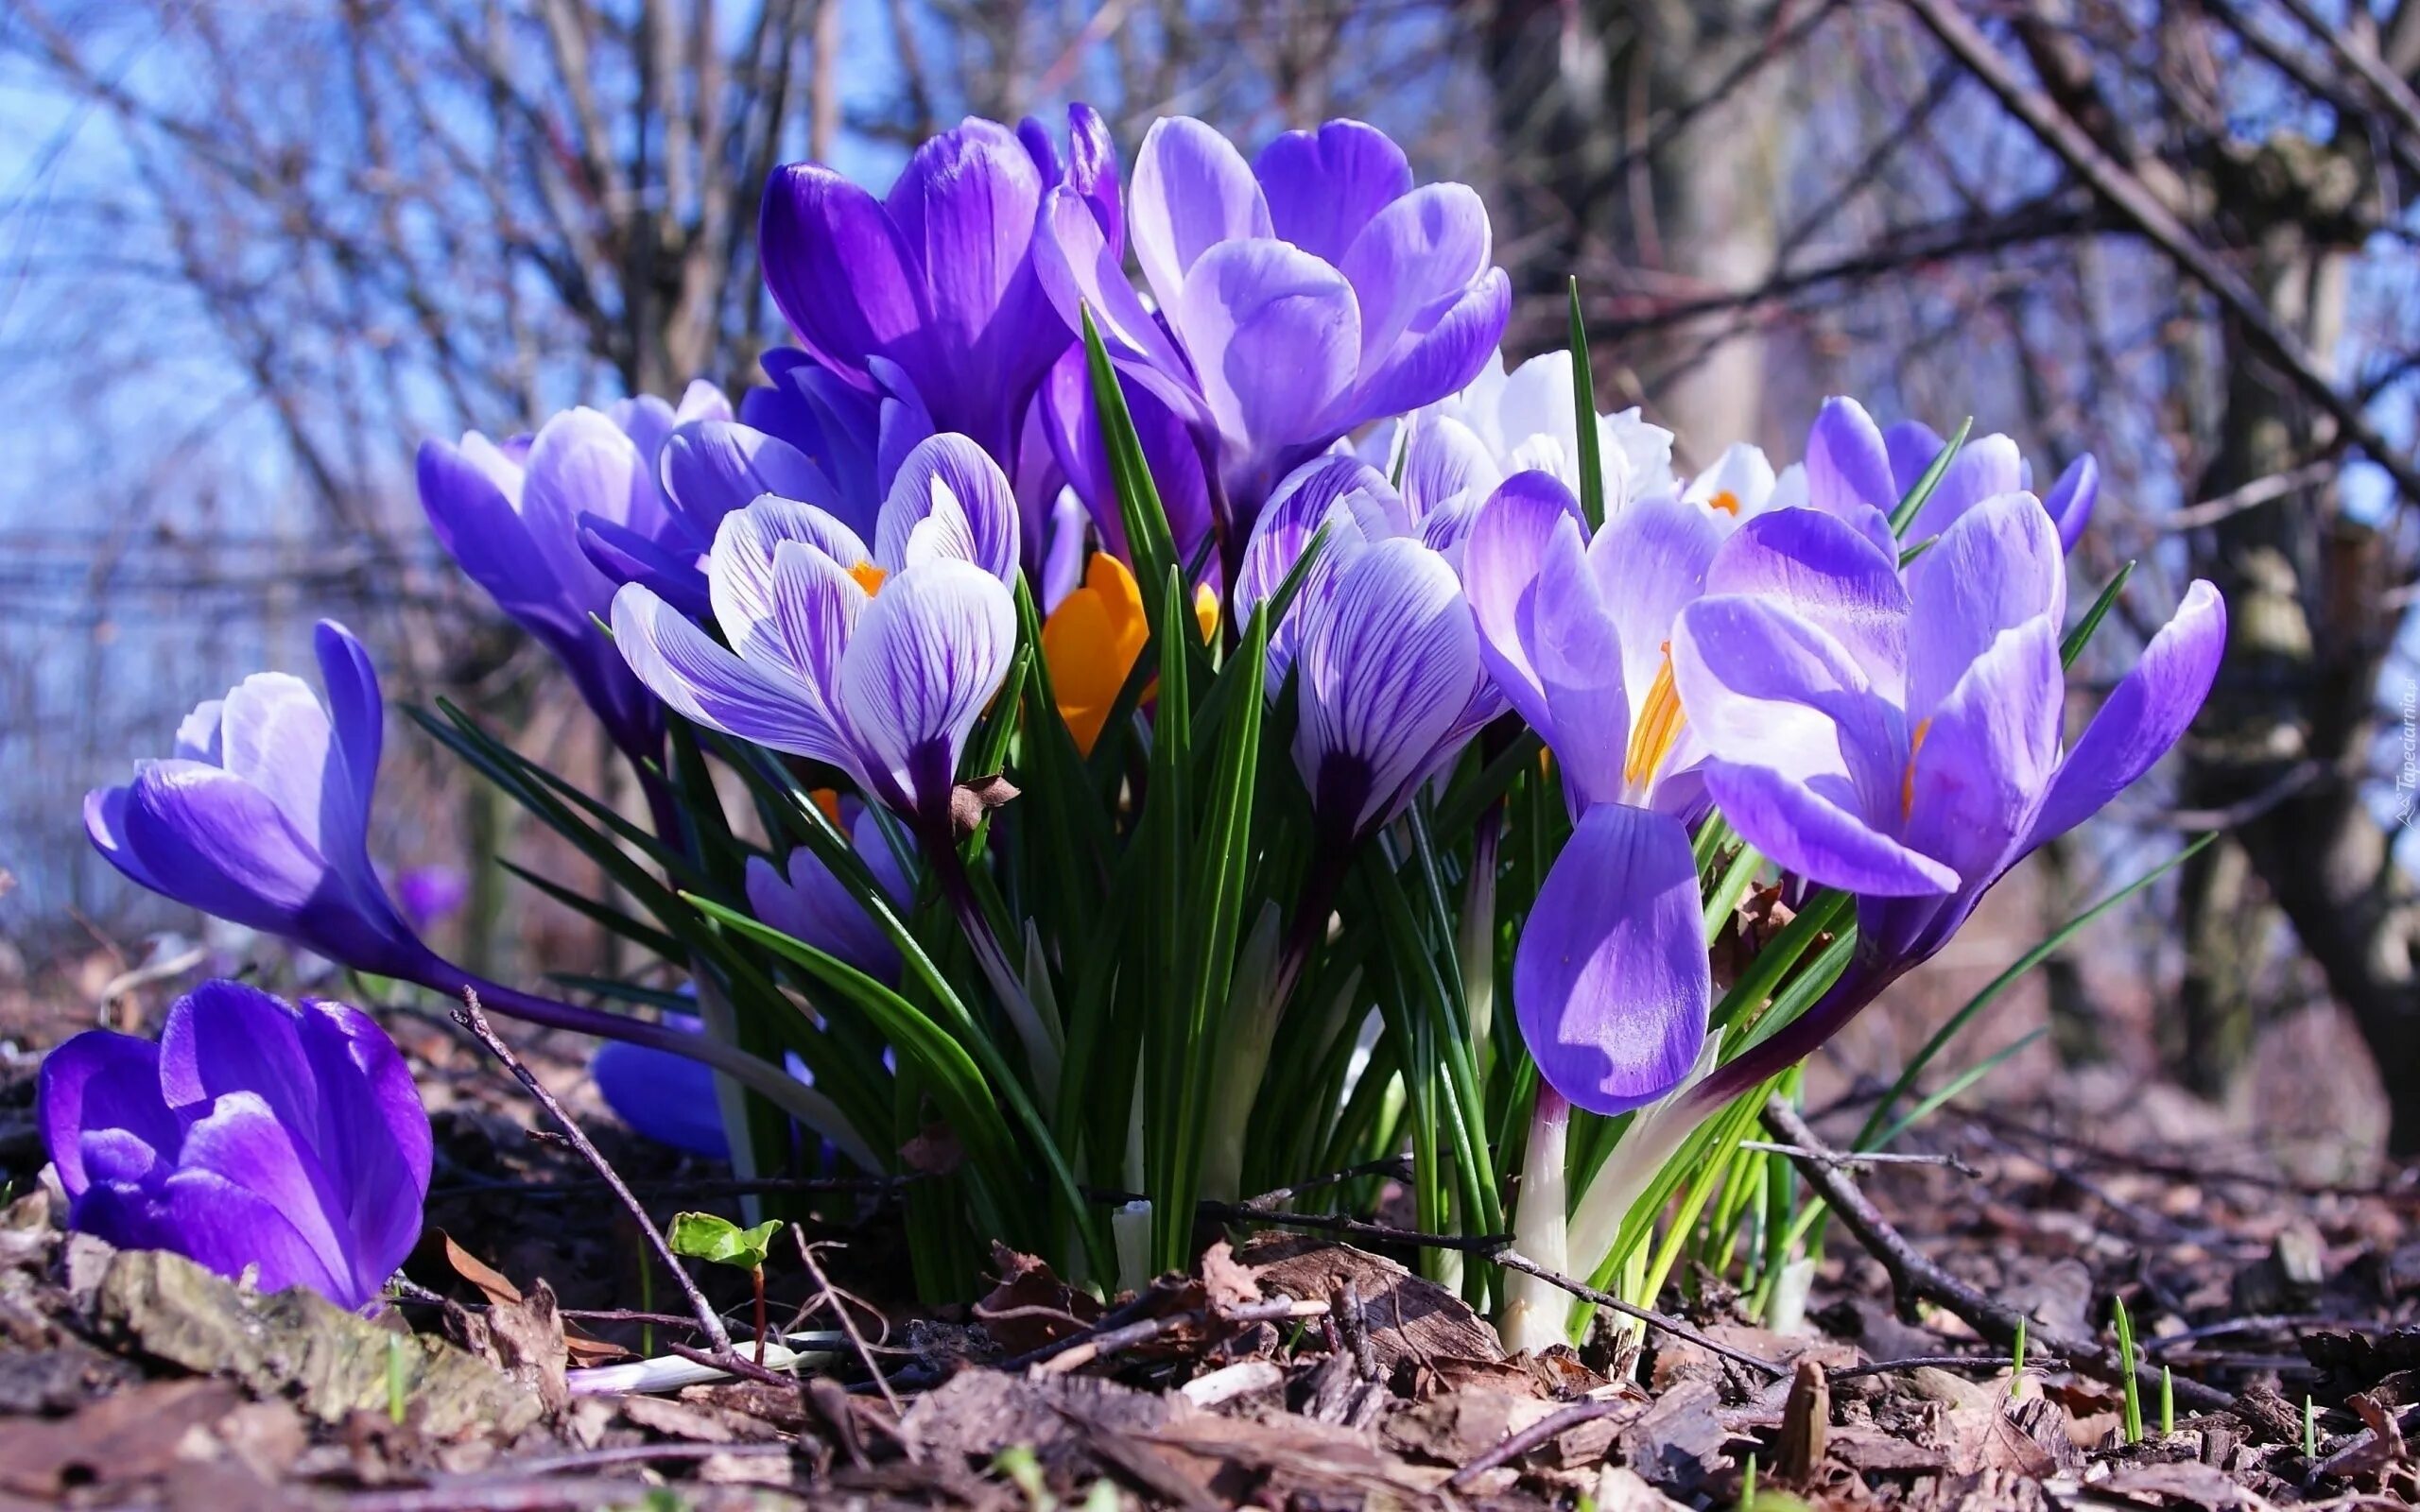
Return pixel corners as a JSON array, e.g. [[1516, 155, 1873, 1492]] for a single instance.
[[1080, 306, 1180, 600], [1890, 416, 1971, 536], [2063, 560, 2135, 670], [1567, 280, 1605, 532]]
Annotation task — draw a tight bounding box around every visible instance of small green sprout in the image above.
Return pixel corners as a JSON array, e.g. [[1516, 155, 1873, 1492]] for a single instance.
[[1738, 1452, 1757, 1510], [385, 1332, 407, 1425], [2160, 1365, 2174, 1437], [994, 1443, 1050, 1512], [669, 1211, 783, 1366], [2113, 1297, 2143, 1443], [2305, 1395, 2318, 1459]]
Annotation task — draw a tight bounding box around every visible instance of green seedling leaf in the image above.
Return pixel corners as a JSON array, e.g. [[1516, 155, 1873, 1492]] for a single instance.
[[668, 1211, 783, 1271]]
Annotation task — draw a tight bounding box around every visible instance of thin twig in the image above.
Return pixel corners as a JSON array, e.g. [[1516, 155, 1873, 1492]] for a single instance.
[[452, 990, 734, 1357], [796, 1232, 901, 1418], [1762, 1096, 2233, 1411], [1232, 1156, 1415, 1211], [1196, 1199, 1510, 1253], [662, 1340, 803, 1390], [1445, 1396, 1639, 1490], [1038, 1296, 1325, 1375], [495, 1441, 793, 1475], [1739, 1141, 1982, 1177], [1488, 1247, 1788, 1381], [1828, 1353, 2057, 1383]]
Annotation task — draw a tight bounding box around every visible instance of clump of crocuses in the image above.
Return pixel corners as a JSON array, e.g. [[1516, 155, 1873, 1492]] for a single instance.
[[39, 981, 431, 1311]]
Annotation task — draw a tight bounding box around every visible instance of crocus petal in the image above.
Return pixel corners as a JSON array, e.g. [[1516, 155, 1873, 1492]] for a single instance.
[[1463, 471, 1586, 733], [834, 560, 1017, 820], [1897, 617, 2065, 888], [1529, 518, 1633, 811], [747, 838, 902, 982], [1063, 102, 1122, 251], [662, 421, 840, 538], [1040, 552, 1150, 756], [877, 434, 1021, 583], [2024, 579, 2226, 851], [1234, 455, 1407, 626], [38, 1030, 173, 1198], [761, 165, 929, 388], [1337, 184, 1491, 380], [1683, 441, 1777, 523], [2044, 453, 2099, 550], [211, 673, 339, 861], [417, 438, 562, 628], [1512, 803, 1708, 1117], [1175, 239, 1360, 476], [1040, 489, 1089, 611], [1032, 189, 1190, 379], [1671, 595, 1910, 843], [1705, 507, 1909, 702], [1803, 396, 1895, 516], [593, 1034, 730, 1160], [291, 996, 433, 1290], [612, 586, 853, 767], [1881, 419, 1946, 494], [170, 1090, 358, 1300], [312, 623, 387, 884], [579, 515, 715, 621], [1293, 537, 1481, 833], [1906, 433, 2024, 542], [1253, 119, 1411, 264], [1904, 491, 2065, 722], [1037, 344, 1215, 567], [1589, 491, 1721, 727], [1699, 759, 1959, 897], [522, 410, 649, 598], [84, 787, 167, 895], [158, 979, 315, 1128], [1398, 413, 1503, 526], [1129, 116, 1271, 314], [709, 496, 871, 678]]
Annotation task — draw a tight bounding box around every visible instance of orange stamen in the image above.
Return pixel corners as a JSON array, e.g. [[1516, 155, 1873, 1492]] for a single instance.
[[848, 561, 889, 596], [1624, 643, 1687, 788], [808, 787, 843, 826], [1707, 490, 1741, 516], [1901, 717, 1933, 822]]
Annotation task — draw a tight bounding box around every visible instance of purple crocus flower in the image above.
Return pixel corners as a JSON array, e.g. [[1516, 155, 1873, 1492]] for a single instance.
[[594, 806, 911, 1160], [1883, 415, 2099, 550], [1671, 492, 2224, 1106], [38, 980, 430, 1311], [419, 386, 729, 759], [83, 623, 871, 1125], [610, 433, 1021, 838], [1464, 473, 1727, 1113], [394, 865, 469, 934], [1036, 114, 1512, 536], [758, 110, 1105, 471]]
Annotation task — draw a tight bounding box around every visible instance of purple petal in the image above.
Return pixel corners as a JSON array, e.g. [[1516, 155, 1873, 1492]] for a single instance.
[[612, 586, 852, 767], [161, 1092, 359, 1304], [1528, 517, 1633, 811], [1803, 397, 1894, 516], [1174, 238, 1360, 481], [1037, 344, 1214, 567], [1337, 183, 1493, 382], [2044, 453, 2099, 550], [1398, 413, 1503, 526], [290, 996, 432, 1295], [159, 979, 315, 1129], [1253, 119, 1411, 264], [748, 352, 886, 519], [2024, 579, 2225, 850], [1463, 470, 1586, 734], [1234, 455, 1406, 627], [1906, 432, 2024, 541], [1904, 491, 2065, 722], [1041, 489, 1090, 611], [877, 433, 1022, 583], [1882, 419, 1946, 494], [1337, 268, 1511, 434], [85, 787, 166, 895], [1897, 618, 2064, 889], [1705, 507, 1909, 702], [1292, 537, 1481, 833], [883, 118, 1061, 447], [1699, 759, 1958, 897], [1589, 491, 1722, 728], [312, 623, 387, 881], [760, 164, 929, 389], [580, 514, 713, 620], [417, 438, 566, 630], [1032, 186, 1190, 380], [522, 409, 651, 597], [592, 1027, 730, 1160], [746, 834, 902, 983], [208, 672, 338, 861], [1513, 803, 1708, 1116], [38, 1030, 172, 1198], [708, 495, 872, 676], [662, 421, 841, 538], [835, 560, 1017, 821], [1129, 116, 1270, 314]]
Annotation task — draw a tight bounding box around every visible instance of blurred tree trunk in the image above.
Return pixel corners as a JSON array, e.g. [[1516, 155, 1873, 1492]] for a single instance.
[[1478, 0, 1784, 454], [2179, 219, 2420, 1148]]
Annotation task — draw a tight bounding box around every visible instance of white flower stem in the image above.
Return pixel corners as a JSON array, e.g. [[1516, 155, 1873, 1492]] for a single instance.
[[1497, 1085, 1572, 1355]]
